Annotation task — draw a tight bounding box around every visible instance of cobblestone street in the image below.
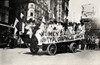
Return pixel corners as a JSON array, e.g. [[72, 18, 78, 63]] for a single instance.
[[0, 48, 100, 65]]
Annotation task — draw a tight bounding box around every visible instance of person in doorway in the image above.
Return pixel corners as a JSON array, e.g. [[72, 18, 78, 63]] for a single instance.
[[95, 36, 99, 50], [86, 35, 90, 50], [80, 20, 86, 50], [90, 36, 95, 50]]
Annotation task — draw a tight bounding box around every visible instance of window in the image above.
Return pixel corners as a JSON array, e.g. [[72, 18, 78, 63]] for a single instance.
[[58, 17, 60, 20], [0, 14, 1, 21], [2, 14, 5, 22], [4, 0, 9, 7], [31, 4, 33, 8], [59, 9, 60, 12], [30, 12, 33, 16], [5, 15, 8, 23]]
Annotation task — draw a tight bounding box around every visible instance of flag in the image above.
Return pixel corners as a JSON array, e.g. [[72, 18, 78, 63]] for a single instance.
[[20, 13, 25, 33], [64, 15, 66, 19], [42, 16, 45, 23], [14, 18, 25, 44], [20, 13, 24, 18], [65, 3, 68, 10], [14, 18, 19, 27], [53, 13, 55, 19], [22, 22, 25, 33], [14, 18, 19, 38]]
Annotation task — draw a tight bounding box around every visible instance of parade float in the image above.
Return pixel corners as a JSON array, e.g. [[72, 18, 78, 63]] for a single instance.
[[29, 21, 85, 55]]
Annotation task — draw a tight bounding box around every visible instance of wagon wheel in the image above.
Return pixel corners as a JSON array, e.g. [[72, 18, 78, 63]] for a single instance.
[[30, 43, 39, 54], [47, 44, 57, 55], [69, 43, 77, 53]]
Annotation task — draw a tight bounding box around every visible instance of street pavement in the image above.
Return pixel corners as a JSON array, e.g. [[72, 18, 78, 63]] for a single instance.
[[0, 48, 100, 65]]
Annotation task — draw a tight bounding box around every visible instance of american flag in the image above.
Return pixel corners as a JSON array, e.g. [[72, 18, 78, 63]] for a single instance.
[[13, 18, 19, 38]]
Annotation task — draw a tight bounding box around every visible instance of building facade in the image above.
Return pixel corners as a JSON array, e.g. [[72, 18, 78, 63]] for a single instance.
[[81, 3, 95, 20], [9, 0, 49, 23], [50, 0, 69, 22], [81, 4, 96, 30], [0, 0, 10, 24], [81, 4, 99, 36]]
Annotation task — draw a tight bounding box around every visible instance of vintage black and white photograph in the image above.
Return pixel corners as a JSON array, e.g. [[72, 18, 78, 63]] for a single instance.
[[0, 0, 100, 65]]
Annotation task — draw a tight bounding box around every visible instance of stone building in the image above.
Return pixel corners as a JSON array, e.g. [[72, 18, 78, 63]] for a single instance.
[[0, 0, 14, 46], [9, 0, 49, 23], [0, 0, 13, 34], [50, 0, 69, 22], [0, 0, 10, 24]]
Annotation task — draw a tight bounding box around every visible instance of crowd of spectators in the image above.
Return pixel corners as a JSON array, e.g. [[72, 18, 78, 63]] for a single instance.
[[85, 35, 100, 50]]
